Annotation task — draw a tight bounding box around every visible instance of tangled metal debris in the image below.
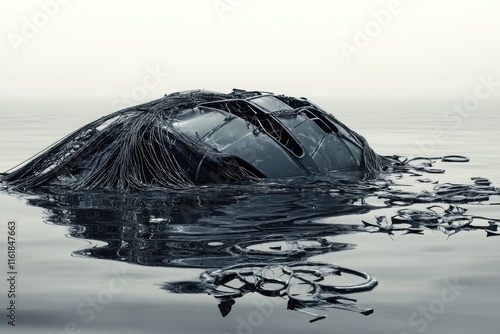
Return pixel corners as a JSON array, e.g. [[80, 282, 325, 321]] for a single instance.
[[363, 204, 500, 237], [378, 179, 500, 205], [1, 89, 386, 190], [165, 262, 378, 322]]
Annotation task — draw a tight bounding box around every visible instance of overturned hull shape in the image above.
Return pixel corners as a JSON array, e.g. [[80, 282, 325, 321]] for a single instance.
[[3, 89, 386, 190]]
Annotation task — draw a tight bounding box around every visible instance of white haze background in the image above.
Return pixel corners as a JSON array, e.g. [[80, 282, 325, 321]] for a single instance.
[[1, 0, 499, 100]]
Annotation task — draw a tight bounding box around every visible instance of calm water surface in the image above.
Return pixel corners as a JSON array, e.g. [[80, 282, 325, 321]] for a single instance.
[[0, 97, 499, 334]]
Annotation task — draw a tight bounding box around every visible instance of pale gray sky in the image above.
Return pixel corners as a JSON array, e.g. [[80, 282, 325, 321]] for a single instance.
[[1, 0, 499, 99]]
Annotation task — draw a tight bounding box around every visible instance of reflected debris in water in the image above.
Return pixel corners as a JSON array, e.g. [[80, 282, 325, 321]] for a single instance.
[[16, 174, 385, 321], [232, 237, 351, 260], [379, 181, 500, 205], [380, 156, 500, 206], [363, 204, 500, 237], [5, 156, 500, 321], [163, 262, 378, 322], [386, 155, 469, 174], [23, 175, 376, 269]]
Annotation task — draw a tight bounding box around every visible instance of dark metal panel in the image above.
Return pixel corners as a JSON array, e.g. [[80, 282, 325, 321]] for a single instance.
[[204, 118, 308, 178]]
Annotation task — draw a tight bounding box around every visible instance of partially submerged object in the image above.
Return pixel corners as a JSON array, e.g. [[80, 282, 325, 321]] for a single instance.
[[3, 89, 386, 190]]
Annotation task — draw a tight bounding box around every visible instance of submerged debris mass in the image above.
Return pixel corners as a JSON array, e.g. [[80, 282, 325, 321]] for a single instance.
[[2, 89, 387, 190]]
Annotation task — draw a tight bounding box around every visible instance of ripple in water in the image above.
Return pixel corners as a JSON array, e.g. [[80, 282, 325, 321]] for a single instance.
[[4, 155, 500, 322]]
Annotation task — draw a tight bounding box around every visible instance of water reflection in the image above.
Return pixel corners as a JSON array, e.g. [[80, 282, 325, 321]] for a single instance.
[[20, 173, 387, 320], [24, 173, 385, 267], [11, 163, 500, 321], [363, 204, 500, 237]]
